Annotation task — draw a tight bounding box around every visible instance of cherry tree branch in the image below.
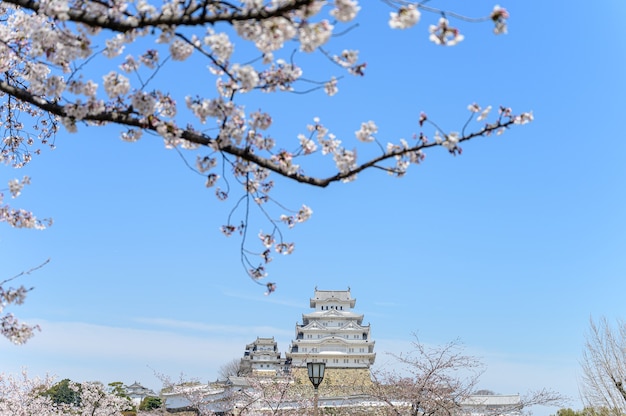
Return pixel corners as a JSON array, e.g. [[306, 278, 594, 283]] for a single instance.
[[0, 79, 521, 189], [2, 0, 317, 32], [0, 258, 50, 286]]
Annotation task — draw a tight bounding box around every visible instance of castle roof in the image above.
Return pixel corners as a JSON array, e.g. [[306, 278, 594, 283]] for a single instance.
[[310, 288, 356, 308], [302, 310, 364, 322]]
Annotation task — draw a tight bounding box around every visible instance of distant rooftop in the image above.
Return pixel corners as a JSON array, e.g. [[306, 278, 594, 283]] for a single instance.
[[462, 394, 521, 407]]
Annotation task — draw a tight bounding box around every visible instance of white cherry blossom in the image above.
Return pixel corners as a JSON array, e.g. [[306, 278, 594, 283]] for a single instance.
[[429, 18, 465, 46], [205, 30, 234, 62], [491, 5, 510, 34], [324, 77, 338, 96], [389, 5, 421, 29], [331, 0, 360, 22], [233, 64, 260, 92], [170, 38, 194, 61], [102, 71, 130, 98], [355, 120, 378, 142]]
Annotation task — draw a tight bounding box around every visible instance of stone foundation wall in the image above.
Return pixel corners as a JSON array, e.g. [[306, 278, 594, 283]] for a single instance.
[[290, 367, 373, 397]]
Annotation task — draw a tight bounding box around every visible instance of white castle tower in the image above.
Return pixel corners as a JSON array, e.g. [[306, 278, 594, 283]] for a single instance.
[[240, 336, 288, 376], [286, 288, 375, 369]]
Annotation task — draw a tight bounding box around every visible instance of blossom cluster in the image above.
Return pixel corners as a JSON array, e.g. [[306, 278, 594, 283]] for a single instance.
[[1, 178, 52, 230], [387, 4, 509, 45], [0, 282, 40, 344], [429, 18, 464, 46]]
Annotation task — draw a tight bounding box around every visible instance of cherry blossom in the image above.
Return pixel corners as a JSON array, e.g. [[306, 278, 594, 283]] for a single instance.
[[355, 120, 378, 143], [1, 178, 51, 230], [491, 5, 510, 35], [102, 71, 131, 98], [204, 30, 234, 63], [330, 0, 361, 22], [324, 76, 338, 96], [0, 0, 529, 291], [389, 5, 421, 29], [477, 105, 492, 121], [429, 17, 465, 46]]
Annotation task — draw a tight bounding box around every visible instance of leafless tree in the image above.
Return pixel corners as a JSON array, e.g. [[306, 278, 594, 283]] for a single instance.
[[370, 335, 565, 416], [371, 337, 485, 416], [218, 358, 248, 380], [580, 317, 626, 415]]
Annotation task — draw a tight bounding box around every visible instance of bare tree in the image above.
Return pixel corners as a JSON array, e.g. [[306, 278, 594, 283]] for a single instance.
[[370, 335, 565, 416], [371, 337, 485, 416], [231, 374, 308, 416], [218, 358, 248, 380], [517, 390, 569, 414], [580, 317, 626, 415]]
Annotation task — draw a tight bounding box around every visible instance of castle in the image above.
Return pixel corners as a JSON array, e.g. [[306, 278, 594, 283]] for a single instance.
[[286, 288, 375, 369], [240, 287, 375, 387]]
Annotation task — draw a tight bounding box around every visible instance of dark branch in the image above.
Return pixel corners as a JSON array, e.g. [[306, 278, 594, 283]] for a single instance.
[[2, 0, 316, 33]]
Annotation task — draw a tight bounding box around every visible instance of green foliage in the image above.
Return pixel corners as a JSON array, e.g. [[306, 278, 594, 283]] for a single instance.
[[42, 379, 81, 406], [554, 408, 579, 416], [139, 396, 163, 411], [552, 407, 626, 416], [108, 381, 127, 397]]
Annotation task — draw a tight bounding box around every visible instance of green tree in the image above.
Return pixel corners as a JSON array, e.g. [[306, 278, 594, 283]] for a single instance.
[[139, 396, 163, 411], [553, 408, 580, 416], [108, 381, 128, 397], [42, 378, 81, 406], [552, 407, 625, 416]]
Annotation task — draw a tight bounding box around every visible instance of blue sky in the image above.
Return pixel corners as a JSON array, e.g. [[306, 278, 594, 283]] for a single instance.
[[2, 1, 626, 415]]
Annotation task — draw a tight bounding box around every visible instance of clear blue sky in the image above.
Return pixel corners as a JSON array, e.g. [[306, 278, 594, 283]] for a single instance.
[[2, 2, 625, 415]]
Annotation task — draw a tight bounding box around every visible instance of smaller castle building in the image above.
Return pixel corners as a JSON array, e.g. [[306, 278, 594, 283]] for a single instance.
[[240, 337, 289, 376]]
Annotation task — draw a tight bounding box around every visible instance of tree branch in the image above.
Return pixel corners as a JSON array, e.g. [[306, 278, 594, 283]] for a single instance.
[[2, 0, 316, 32]]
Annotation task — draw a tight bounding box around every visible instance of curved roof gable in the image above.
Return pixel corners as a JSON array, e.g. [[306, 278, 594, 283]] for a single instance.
[[310, 288, 356, 308]]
